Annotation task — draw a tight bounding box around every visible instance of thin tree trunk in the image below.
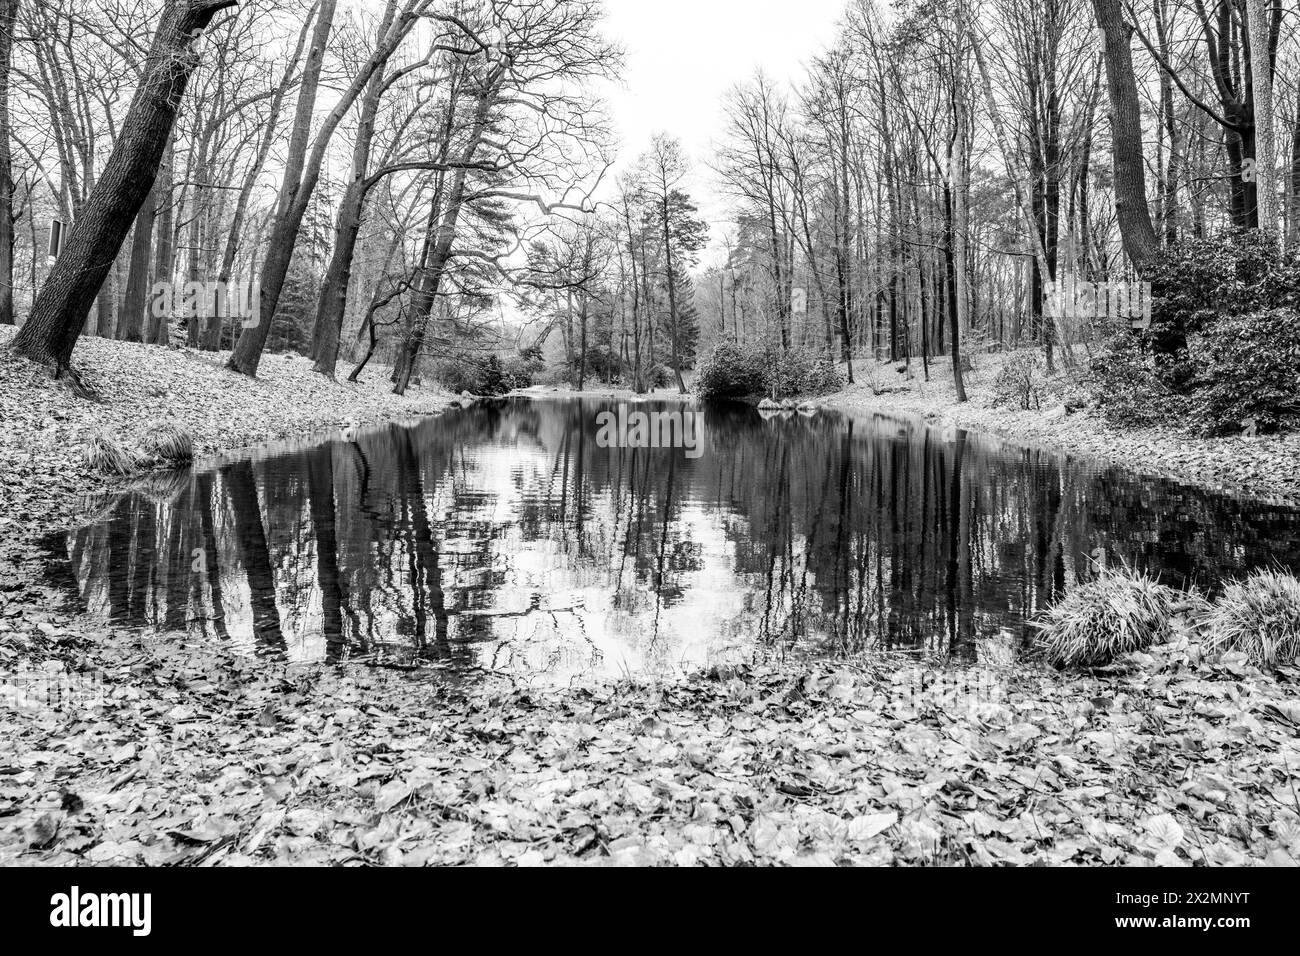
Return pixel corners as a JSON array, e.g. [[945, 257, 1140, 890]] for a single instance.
[[147, 135, 175, 345]]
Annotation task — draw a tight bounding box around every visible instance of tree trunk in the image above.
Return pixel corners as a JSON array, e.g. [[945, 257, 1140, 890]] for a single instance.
[[118, 178, 159, 343], [147, 135, 175, 345], [10, 0, 238, 371], [1092, 0, 1159, 272], [229, 0, 422, 378], [0, 0, 16, 326], [1246, 0, 1277, 236], [311, 51, 388, 377], [225, 0, 336, 374]]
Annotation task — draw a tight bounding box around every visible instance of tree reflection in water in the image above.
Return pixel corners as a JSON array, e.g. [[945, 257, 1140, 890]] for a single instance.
[[62, 398, 1300, 679]]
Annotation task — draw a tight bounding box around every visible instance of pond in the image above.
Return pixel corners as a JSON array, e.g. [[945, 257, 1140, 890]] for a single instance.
[[56, 397, 1300, 679]]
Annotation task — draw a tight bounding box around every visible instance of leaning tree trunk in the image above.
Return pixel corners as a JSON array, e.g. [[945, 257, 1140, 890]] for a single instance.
[[310, 58, 386, 377], [1092, 0, 1158, 273], [0, 0, 16, 326], [10, 0, 238, 372], [212, 13, 315, 349], [229, 0, 422, 378]]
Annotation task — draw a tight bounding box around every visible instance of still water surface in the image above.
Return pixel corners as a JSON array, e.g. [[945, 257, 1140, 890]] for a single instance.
[[60, 398, 1300, 679]]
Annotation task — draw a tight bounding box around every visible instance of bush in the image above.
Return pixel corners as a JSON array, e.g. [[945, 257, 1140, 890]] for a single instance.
[[991, 352, 1046, 410], [646, 363, 675, 390], [1088, 232, 1300, 434], [1191, 309, 1300, 435], [430, 359, 481, 395], [769, 346, 844, 398], [137, 421, 194, 465], [1204, 570, 1300, 667], [694, 342, 844, 400], [694, 341, 768, 400], [1035, 565, 1179, 667], [1088, 333, 1185, 428], [432, 351, 542, 396]]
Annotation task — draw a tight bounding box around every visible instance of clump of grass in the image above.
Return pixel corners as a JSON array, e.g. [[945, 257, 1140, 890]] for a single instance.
[[137, 420, 194, 465], [82, 430, 141, 477], [1035, 565, 1179, 667], [1203, 570, 1300, 667]]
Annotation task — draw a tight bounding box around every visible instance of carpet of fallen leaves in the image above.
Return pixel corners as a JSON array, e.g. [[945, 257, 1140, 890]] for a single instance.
[[3, 608, 1299, 866]]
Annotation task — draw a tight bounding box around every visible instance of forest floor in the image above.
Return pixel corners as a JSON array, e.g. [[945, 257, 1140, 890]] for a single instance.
[[3, 614, 1300, 866], [821, 350, 1300, 507], [3, 333, 1300, 866]]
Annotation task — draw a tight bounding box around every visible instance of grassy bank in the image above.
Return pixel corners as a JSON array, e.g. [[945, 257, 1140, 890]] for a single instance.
[[821, 351, 1300, 507]]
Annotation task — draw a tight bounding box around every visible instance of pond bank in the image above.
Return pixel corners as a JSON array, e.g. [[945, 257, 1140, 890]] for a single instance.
[[820, 352, 1300, 507], [0, 327, 450, 573]]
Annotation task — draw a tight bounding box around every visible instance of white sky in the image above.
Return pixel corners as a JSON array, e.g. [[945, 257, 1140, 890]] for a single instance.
[[598, 0, 848, 263]]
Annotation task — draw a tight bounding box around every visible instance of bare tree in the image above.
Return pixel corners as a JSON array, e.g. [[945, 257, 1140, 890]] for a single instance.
[[10, 0, 238, 373]]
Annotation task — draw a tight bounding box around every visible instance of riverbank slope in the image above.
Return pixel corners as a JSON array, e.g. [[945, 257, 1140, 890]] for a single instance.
[[821, 351, 1300, 506], [0, 326, 449, 549]]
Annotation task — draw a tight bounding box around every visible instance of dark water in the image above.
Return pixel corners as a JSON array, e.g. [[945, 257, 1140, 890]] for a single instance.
[[58, 397, 1300, 679]]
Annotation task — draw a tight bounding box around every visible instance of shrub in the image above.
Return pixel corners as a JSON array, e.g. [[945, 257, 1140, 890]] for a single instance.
[[1088, 232, 1300, 434], [1204, 570, 1300, 667], [432, 352, 541, 396], [138, 421, 194, 464], [769, 345, 843, 398], [1088, 333, 1185, 428], [83, 431, 141, 477], [501, 352, 544, 391], [1034, 565, 1179, 667], [430, 359, 481, 395], [695, 342, 844, 400], [646, 363, 676, 390], [694, 341, 768, 400], [1191, 309, 1300, 435], [991, 352, 1046, 410]]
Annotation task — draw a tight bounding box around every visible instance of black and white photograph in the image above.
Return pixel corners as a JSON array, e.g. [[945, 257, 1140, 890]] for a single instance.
[[0, 0, 1296, 931]]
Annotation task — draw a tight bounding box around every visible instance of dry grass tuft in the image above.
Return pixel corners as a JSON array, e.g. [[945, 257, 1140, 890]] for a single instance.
[[1204, 570, 1300, 667], [137, 420, 194, 465], [1035, 564, 1179, 667], [82, 430, 141, 477]]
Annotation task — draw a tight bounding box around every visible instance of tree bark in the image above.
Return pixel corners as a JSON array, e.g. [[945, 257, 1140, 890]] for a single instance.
[[0, 0, 16, 326], [117, 177, 159, 342], [1092, 0, 1159, 272], [1245, 0, 1277, 236]]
